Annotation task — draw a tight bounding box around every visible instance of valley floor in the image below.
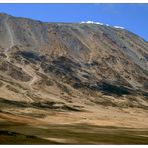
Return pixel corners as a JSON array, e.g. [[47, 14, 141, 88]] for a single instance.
[[0, 106, 148, 144]]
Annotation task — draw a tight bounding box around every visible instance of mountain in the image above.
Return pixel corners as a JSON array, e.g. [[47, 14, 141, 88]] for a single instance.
[[0, 13, 148, 133]]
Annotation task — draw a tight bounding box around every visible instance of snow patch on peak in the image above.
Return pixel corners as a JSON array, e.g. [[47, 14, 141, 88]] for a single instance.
[[80, 21, 103, 25], [114, 26, 125, 29], [105, 24, 109, 26], [80, 21, 125, 30]]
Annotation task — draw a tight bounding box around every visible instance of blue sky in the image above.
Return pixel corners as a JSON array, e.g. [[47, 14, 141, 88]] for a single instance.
[[0, 4, 148, 41]]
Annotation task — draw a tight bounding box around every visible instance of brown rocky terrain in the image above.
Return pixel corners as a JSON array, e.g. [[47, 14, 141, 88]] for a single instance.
[[0, 13, 148, 144]]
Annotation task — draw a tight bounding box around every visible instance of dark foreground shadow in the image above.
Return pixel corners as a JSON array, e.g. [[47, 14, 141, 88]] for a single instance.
[[0, 121, 148, 144]]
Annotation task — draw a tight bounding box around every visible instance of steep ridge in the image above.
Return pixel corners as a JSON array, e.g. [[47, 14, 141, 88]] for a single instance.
[[0, 13, 148, 114]]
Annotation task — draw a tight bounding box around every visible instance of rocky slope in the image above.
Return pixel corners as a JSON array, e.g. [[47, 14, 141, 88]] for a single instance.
[[0, 13, 148, 119]]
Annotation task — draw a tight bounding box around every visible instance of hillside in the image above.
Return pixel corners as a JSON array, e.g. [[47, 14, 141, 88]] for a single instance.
[[0, 13, 148, 144]]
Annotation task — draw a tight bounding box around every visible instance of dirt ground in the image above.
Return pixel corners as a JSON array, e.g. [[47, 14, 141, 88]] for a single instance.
[[0, 105, 148, 144]]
